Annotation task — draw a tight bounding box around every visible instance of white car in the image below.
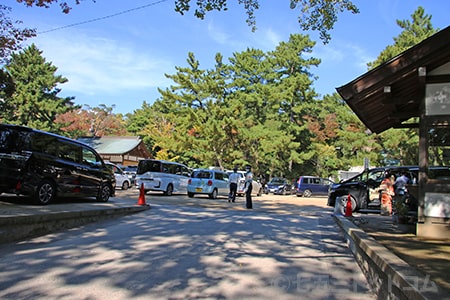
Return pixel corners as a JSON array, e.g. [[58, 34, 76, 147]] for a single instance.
[[105, 162, 131, 190], [227, 170, 263, 196]]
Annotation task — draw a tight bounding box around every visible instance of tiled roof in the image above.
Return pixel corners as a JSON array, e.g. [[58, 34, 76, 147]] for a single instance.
[[78, 136, 142, 154]]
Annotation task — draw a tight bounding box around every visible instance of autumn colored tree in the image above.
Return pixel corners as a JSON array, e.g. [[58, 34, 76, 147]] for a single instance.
[[15, 0, 75, 13], [55, 104, 128, 138], [0, 5, 35, 64]]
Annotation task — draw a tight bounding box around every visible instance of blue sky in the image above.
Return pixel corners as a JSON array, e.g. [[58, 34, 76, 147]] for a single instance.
[[5, 0, 450, 115]]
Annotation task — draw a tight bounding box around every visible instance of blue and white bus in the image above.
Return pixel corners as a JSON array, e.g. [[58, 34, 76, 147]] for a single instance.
[[135, 159, 191, 195]]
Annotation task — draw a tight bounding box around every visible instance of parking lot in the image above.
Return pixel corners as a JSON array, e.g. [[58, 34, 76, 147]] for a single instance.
[[114, 187, 331, 213], [1, 187, 449, 298]]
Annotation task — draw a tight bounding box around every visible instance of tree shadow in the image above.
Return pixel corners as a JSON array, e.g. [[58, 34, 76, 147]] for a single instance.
[[0, 198, 374, 299]]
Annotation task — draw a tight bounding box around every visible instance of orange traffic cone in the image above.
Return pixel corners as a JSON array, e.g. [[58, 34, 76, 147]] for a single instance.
[[345, 194, 353, 217], [137, 183, 148, 206]]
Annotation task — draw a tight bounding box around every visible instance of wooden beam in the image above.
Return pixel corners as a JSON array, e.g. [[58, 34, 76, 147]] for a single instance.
[[388, 110, 418, 119], [426, 74, 450, 83], [393, 123, 419, 129], [382, 97, 416, 105]]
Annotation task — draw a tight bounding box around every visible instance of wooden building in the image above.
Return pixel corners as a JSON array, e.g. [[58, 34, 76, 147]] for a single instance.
[[78, 136, 152, 166], [337, 26, 450, 238]]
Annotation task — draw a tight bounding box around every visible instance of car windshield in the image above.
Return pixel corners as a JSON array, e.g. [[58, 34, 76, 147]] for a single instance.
[[269, 178, 285, 184], [125, 166, 137, 172]]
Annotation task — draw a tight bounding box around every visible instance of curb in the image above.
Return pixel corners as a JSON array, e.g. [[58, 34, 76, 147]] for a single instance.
[[333, 214, 449, 300], [0, 205, 150, 244]]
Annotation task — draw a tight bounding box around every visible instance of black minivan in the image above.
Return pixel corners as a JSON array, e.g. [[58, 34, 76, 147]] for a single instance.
[[0, 124, 115, 205], [327, 165, 450, 212]]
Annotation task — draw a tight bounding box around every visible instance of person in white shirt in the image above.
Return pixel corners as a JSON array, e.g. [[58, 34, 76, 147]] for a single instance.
[[228, 167, 240, 203], [394, 172, 409, 196]]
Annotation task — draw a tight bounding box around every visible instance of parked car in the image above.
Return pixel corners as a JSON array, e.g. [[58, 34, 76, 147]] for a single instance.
[[135, 159, 191, 195], [295, 176, 333, 197], [327, 165, 450, 212], [187, 169, 229, 199], [227, 170, 263, 196], [105, 162, 131, 190], [264, 177, 293, 195], [123, 165, 137, 185], [0, 124, 115, 205]]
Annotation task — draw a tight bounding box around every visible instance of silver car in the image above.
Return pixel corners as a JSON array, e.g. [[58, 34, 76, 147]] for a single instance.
[[105, 163, 131, 190], [187, 169, 229, 199]]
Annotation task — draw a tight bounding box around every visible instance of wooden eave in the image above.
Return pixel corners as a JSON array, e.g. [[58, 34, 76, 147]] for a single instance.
[[336, 26, 450, 134]]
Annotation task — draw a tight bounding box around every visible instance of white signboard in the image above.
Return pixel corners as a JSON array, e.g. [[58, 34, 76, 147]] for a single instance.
[[424, 192, 450, 218], [425, 83, 450, 116]]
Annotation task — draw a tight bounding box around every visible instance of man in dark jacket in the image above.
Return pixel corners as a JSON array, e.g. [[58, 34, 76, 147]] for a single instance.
[[228, 167, 240, 202], [244, 165, 253, 209]]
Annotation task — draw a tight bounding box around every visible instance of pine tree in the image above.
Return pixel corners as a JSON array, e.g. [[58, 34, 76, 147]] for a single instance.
[[2, 44, 74, 132]]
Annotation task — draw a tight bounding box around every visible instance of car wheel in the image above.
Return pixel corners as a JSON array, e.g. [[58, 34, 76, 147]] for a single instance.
[[187, 192, 194, 198], [122, 181, 130, 190], [35, 180, 55, 205], [164, 184, 173, 196], [209, 189, 218, 199], [303, 189, 312, 197], [337, 195, 357, 214], [97, 184, 111, 202]]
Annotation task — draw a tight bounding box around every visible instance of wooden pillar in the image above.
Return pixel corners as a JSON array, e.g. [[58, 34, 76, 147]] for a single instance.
[[417, 67, 428, 225]]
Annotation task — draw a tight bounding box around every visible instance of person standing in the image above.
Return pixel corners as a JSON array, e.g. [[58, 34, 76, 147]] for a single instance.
[[394, 171, 409, 197], [379, 173, 394, 216], [228, 167, 240, 203], [244, 165, 253, 209]]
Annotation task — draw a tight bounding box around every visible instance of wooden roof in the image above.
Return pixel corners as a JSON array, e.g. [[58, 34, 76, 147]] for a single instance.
[[336, 26, 450, 134], [78, 136, 151, 157]]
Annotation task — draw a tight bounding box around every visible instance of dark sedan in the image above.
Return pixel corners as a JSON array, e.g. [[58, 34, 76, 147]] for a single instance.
[[264, 177, 293, 195]]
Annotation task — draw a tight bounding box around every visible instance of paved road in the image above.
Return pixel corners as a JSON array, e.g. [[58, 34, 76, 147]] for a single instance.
[[0, 191, 375, 299]]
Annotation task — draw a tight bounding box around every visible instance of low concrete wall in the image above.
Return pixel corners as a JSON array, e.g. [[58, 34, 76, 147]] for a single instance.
[[0, 206, 149, 244], [334, 215, 447, 300]]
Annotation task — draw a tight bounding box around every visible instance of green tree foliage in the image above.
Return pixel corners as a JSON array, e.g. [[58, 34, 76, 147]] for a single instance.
[[15, 0, 359, 44], [129, 5, 438, 177], [131, 34, 331, 177], [3, 2, 437, 179], [268, 34, 320, 177], [174, 0, 359, 42], [367, 7, 438, 69], [1, 44, 74, 132]]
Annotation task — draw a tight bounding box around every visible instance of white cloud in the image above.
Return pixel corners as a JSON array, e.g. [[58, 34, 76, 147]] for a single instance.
[[33, 31, 173, 96], [257, 28, 282, 50], [207, 22, 231, 45], [315, 39, 373, 72]]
